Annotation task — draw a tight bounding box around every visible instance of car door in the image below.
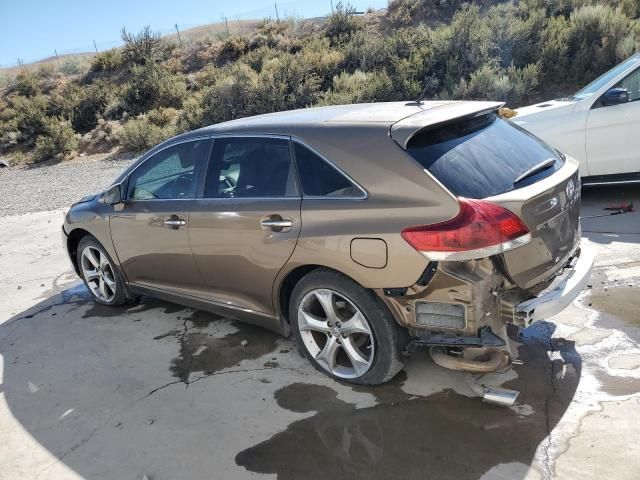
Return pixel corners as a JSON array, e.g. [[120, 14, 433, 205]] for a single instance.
[[110, 138, 212, 298], [586, 66, 640, 176], [189, 136, 302, 315]]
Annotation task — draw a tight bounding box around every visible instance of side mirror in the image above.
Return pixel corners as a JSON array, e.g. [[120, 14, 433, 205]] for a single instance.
[[100, 184, 122, 205], [602, 88, 629, 106]]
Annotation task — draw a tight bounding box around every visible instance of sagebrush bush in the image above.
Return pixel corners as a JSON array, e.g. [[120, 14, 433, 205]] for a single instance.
[[218, 36, 249, 64], [0, 94, 49, 147], [14, 71, 40, 97], [321, 70, 395, 104], [325, 2, 362, 42], [33, 119, 78, 162], [121, 26, 165, 65], [60, 58, 83, 75], [123, 63, 187, 115], [116, 115, 175, 152], [91, 49, 124, 72]]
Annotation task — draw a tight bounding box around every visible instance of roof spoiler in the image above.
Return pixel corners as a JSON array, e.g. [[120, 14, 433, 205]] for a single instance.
[[390, 101, 505, 148]]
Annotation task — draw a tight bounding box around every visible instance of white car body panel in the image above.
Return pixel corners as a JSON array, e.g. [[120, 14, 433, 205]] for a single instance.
[[515, 54, 640, 179]]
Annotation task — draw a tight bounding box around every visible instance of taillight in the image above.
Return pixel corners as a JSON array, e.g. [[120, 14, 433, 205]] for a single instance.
[[401, 198, 531, 261]]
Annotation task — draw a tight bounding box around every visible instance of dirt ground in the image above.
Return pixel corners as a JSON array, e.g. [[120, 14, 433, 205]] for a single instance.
[[1, 184, 639, 480]]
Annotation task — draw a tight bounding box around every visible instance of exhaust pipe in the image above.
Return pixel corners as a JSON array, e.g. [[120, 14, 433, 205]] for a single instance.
[[465, 377, 520, 407], [429, 346, 520, 406], [429, 346, 510, 373]]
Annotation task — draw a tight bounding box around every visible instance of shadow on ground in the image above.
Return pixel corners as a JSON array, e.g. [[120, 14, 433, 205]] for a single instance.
[[0, 283, 580, 480], [235, 321, 580, 480]]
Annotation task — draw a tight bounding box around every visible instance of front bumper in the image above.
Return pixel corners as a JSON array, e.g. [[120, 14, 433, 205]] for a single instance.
[[514, 246, 594, 325]]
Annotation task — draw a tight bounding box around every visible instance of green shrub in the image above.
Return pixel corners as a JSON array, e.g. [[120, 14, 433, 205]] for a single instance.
[[0, 94, 49, 147], [146, 107, 179, 128], [14, 71, 40, 97], [566, 5, 631, 83], [386, 0, 493, 25], [298, 37, 345, 88], [198, 63, 259, 124], [176, 95, 205, 132], [116, 115, 175, 152], [252, 53, 321, 112], [60, 58, 83, 75], [91, 49, 124, 72], [325, 2, 362, 42], [217, 36, 249, 64], [321, 70, 395, 104], [33, 119, 78, 162], [123, 63, 187, 115], [121, 26, 165, 65]]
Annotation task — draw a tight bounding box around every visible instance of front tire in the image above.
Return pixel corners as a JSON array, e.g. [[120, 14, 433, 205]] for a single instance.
[[290, 269, 406, 385], [77, 235, 128, 306]]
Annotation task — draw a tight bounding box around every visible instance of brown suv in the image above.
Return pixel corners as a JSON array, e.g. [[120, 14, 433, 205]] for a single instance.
[[63, 101, 593, 385]]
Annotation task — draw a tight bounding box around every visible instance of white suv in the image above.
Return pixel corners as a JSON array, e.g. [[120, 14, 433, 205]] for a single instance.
[[514, 54, 640, 184]]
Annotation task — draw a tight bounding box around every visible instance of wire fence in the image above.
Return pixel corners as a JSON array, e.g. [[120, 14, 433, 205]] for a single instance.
[[1, 0, 386, 69]]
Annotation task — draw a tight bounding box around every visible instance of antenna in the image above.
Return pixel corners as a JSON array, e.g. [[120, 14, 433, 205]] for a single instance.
[[414, 80, 429, 105]]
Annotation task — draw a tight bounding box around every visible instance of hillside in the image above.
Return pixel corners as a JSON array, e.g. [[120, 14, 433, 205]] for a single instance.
[[0, 19, 264, 78], [1, 0, 640, 166]]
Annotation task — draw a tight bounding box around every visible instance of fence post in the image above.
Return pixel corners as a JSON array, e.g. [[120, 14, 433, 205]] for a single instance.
[[275, 2, 279, 21], [93, 40, 98, 54], [54, 49, 61, 68], [175, 24, 183, 47]]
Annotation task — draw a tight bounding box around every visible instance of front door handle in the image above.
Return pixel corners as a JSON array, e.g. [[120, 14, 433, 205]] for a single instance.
[[260, 215, 293, 232], [164, 216, 186, 229]]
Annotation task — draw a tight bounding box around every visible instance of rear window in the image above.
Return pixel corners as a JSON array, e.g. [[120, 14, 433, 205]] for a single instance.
[[406, 113, 564, 199]]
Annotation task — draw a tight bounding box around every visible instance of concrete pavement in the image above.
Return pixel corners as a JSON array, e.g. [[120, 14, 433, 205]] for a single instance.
[[1, 185, 639, 480]]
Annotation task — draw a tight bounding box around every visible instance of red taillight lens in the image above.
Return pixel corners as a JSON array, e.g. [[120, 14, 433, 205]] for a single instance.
[[401, 198, 530, 260]]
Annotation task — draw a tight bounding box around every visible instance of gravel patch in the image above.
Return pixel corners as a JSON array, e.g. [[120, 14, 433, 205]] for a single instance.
[[0, 153, 137, 216]]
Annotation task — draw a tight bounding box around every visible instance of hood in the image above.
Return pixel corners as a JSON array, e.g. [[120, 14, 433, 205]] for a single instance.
[[514, 99, 578, 122]]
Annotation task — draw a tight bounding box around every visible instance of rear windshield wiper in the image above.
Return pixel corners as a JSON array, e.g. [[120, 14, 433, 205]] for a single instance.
[[513, 158, 556, 184]]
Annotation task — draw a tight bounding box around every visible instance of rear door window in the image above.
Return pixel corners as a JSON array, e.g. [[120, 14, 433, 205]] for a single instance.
[[204, 137, 298, 198], [406, 113, 564, 199]]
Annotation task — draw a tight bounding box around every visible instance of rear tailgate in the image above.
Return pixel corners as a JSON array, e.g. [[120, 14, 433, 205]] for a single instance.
[[488, 165, 581, 289], [395, 102, 581, 289]]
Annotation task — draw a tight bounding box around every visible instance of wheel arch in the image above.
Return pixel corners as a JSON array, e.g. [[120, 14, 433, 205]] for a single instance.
[[66, 228, 92, 276], [276, 264, 358, 334]]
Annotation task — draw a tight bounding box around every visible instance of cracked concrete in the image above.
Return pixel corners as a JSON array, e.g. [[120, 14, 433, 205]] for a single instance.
[[1, 183, 640, 479]]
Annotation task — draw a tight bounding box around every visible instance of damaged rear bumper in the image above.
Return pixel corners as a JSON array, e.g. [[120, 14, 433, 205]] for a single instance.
[[514, 246, 594, 325]]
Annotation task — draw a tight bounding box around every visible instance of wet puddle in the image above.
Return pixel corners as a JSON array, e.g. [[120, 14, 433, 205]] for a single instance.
[[158, 310, 281, 383], [235, 329, 581, 480], [81, 297, 186, 319], [587, 285, 640, 326], [582, 285, 640, 343], [595, 370, 640, 396]]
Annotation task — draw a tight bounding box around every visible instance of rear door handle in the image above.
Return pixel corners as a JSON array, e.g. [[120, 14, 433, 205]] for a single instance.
[[260, 215, 293, 231], [164, 216, 186, 229]]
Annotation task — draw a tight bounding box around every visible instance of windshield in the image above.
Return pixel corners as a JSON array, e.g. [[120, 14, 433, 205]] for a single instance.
[[572, 55, 640, 100]]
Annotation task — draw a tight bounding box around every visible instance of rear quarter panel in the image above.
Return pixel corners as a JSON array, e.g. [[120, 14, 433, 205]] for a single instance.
[[274, 125, 461, 309]]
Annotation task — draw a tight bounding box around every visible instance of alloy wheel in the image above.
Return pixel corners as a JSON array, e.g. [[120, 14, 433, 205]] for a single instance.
[[80, 246, 116, 302], [298, 288, 375, 379]]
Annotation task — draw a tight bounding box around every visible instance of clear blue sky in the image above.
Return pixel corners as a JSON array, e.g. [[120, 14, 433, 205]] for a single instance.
[[0, 0, 388, 66]]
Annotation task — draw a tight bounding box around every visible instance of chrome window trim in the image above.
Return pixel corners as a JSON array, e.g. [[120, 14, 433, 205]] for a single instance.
[[122, 132, 369, 202], [290, 135, 369, 201]]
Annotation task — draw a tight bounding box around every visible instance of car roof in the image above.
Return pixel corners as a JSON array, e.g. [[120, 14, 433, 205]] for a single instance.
[[198, 101, 458, 132]]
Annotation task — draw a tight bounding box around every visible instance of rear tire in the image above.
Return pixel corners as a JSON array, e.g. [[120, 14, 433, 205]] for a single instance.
[[77, 235, 129, 306], [290, 269, 406, 385]]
